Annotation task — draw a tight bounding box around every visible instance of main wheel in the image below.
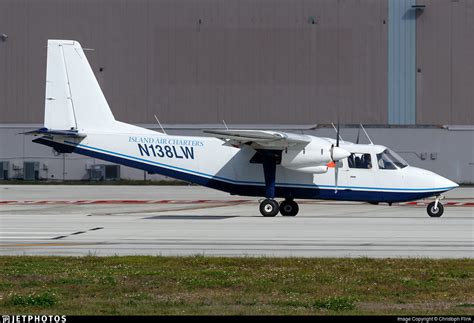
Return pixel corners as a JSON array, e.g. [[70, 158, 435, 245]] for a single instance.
[[259, 199, 279, 217], [279, 200, 299, 216], [427, 201, 444, 217]]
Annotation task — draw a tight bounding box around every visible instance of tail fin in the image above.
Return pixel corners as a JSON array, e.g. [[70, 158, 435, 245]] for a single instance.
[[45, 40, 115, 132]]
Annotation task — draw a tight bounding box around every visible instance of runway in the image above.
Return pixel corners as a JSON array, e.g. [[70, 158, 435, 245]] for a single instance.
[[0, 185, 472, 258]]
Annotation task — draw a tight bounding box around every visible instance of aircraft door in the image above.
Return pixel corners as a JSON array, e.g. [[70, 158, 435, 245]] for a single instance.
[[334, 158, 350, 190], [346, 152, 375, 188]]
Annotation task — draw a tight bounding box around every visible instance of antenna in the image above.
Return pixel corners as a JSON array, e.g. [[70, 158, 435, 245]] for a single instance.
[[360, 124, 373, 145], [222, 120, 229, 130], [154, 114, 167, 135], [331, 123, 344, 144]]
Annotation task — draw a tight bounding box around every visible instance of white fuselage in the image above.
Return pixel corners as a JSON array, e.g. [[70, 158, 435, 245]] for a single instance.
[[38, 128, 457, 203]]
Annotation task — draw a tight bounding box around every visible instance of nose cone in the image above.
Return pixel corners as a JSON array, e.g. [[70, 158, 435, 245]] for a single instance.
[[436, 175, 459, 190], [331, 146, 351, 161], [410, 167, 459, 191]]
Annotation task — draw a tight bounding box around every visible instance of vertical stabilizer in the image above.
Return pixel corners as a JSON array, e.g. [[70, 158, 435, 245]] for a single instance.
[[44, 40, 115, 132]]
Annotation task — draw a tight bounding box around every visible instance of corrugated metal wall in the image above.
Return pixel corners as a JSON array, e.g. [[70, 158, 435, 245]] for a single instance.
[[0, 0, 387, 125], [0, 0, 473, 125], [388, 0, 416, 125], [416, 0, 474, 125]]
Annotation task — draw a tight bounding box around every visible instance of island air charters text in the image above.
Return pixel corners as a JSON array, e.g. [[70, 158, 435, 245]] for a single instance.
[[129, 136, 204, 160]]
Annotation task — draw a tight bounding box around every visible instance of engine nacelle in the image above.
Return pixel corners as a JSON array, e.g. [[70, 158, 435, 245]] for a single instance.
[[280, 137, 333, 168]]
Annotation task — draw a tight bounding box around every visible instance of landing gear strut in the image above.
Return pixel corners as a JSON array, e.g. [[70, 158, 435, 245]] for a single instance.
[[258, 150, 279, 217], [427, 196, 444, 217]]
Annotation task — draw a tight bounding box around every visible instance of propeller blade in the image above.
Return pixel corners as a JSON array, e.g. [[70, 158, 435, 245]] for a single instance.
[[356, 126, 360, 144], [330, 121, 349, 162], [335, 163, 339, 194]]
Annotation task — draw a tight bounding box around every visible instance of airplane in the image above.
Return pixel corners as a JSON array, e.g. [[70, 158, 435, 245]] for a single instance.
[[26, 40, 458, 217]]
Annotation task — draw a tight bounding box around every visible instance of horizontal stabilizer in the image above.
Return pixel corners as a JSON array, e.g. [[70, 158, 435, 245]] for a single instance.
[[21, 127, 87, 138]]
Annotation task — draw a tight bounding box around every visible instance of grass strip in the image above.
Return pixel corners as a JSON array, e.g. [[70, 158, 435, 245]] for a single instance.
[[0, 256, 472, 315]]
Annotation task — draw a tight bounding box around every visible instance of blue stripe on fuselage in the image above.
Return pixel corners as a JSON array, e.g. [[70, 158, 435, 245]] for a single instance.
[[34, 138, 450, 202]]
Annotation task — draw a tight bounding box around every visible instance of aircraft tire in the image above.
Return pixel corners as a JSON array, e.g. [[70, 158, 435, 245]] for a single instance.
[[279, 200, 299, 216], [260, 199, 279, 217], [427, 201, 444, 217]]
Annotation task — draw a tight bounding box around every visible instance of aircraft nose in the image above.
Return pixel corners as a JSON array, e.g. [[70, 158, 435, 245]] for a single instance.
[[331, 146, 351, 161], [409, 167, 459, 191], [436, 175, 459, 190]]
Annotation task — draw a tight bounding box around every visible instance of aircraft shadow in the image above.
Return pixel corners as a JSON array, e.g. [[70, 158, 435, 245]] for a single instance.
[[144, 215, 239, 220]]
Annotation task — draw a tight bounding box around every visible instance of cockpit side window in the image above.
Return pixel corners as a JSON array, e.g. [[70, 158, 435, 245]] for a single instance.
[[377, 149, 408, 170], [348, 153, 372, 169], [376, 152, 397, 169]]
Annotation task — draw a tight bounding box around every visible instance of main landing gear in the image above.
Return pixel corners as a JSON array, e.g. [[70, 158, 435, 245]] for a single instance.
[[259, 198, 299, 217], [427, 195, 444, 217], [279, 199, 299, 216], [260, 199, 279, 217], [258, 150, 299, 217]]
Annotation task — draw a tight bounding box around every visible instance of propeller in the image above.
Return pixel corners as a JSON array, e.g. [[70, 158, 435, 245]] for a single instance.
[[330, 124, 349, 162], [330, 121, 348, 194]]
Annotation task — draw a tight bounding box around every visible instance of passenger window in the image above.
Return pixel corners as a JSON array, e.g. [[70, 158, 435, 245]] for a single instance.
[[348, 153, 372, 169]]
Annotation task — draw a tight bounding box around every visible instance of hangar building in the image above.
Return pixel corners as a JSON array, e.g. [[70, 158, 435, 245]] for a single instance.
[[0, 0, 472, 183]]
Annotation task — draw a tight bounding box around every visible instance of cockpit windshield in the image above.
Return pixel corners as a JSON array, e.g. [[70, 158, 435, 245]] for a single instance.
[[376, 149, 408, 170]]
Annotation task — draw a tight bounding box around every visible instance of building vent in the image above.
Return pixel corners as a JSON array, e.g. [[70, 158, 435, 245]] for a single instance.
[[89, 164, 120, 181], [0, 161, 9, 180], [24, 161, 39, 180], [89, 165, 103, 181], [105, 165, 120, 180]]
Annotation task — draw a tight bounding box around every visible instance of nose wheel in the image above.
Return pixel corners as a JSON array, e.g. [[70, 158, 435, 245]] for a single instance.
[[427, 201, 444, 217], [427, 196, 444, 217]]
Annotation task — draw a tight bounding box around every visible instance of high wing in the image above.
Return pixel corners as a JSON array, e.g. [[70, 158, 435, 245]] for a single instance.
[[203, 129, 311, 149]]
